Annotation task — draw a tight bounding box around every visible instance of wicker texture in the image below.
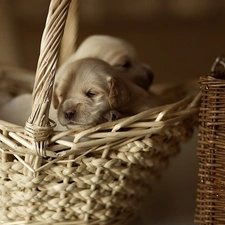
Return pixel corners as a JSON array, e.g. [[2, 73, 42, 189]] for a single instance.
[[195, 57, 225, 224], [0, 95, 199, 225], [0, 0, 200, 224]]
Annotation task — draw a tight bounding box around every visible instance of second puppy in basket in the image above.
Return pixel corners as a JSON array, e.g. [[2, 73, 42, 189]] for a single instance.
[[60, 35, 154, 91], [53, 58, 158, 130]]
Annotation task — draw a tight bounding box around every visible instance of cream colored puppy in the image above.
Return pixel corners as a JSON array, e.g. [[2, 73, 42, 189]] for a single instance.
[[62, 35, 153, 90], [53, 58, 158, 130]]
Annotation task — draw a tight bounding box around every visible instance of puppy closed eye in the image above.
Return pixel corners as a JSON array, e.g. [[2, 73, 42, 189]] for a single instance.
[[115, 59, 132, 71], [121, 60, 132, 69], [86, 90, 96, 98]]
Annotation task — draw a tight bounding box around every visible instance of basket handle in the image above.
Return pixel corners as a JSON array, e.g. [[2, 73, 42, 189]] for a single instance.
[[24, 0, 76, 156]]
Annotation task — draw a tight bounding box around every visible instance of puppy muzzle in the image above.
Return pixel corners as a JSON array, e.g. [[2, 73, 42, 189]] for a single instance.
[[142, 64, 154, 84], [136, 64, 154, 90]]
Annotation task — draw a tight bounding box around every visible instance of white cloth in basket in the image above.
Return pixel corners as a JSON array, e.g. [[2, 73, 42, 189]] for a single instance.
[[0, 93, 66, 131]]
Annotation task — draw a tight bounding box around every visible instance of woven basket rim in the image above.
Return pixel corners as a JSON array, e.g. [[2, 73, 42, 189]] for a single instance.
[[0, 91, 200, 161]]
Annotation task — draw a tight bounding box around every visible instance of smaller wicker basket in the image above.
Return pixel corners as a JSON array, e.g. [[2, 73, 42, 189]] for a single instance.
[[0, 1, 200, 224], [195, 55, 225, 225]]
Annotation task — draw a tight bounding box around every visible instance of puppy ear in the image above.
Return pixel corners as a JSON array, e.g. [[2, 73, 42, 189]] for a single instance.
[[52, 62, 74, 109], [108, 77, 130, 109], [52, 82, 61, 109]]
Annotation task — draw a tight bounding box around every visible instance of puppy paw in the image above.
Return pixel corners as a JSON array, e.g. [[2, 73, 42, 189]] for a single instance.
[[103, 110, 122, 122]]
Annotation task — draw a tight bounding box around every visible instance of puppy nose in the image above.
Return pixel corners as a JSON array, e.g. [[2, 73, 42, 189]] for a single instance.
[[147, 70, 154, 86], [64, 110, 76, 120], [143, 64, 154, 85]]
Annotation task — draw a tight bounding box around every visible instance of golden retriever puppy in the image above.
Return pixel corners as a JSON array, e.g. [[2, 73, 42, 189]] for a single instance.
[[53, 58, 158, 130], [62, 35, 153, 90]]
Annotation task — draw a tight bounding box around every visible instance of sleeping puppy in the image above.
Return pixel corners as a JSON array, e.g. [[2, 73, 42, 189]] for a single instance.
[[53, 58, 158, 130], [61, 35, 153, 90]]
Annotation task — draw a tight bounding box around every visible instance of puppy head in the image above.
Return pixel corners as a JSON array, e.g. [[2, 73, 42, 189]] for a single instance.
[[53, 58, 130, 130], [73, 35, 154, 90]]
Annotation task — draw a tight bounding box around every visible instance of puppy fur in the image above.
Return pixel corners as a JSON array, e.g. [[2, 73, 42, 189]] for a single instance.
[[61, 35, 154, 90], [53, 58, 157, 130]]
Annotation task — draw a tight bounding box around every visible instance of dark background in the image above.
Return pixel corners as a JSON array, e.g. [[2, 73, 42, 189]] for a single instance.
[[1, 0, 225, 84]]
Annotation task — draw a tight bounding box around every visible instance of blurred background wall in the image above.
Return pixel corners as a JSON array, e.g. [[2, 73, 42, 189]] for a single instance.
[[1, 0, 225, 83]]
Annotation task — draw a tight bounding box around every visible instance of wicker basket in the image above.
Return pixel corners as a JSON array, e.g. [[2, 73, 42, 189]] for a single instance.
[[0, 1, 200, 224], [195, 55, 225, 224]]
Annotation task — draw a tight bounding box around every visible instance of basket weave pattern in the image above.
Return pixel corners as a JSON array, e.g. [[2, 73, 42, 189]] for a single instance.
[[0, 104, 199, 224], [0, 97, 199, 224], [0, 0, 200, 224], [195, 75, 225, 224]]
